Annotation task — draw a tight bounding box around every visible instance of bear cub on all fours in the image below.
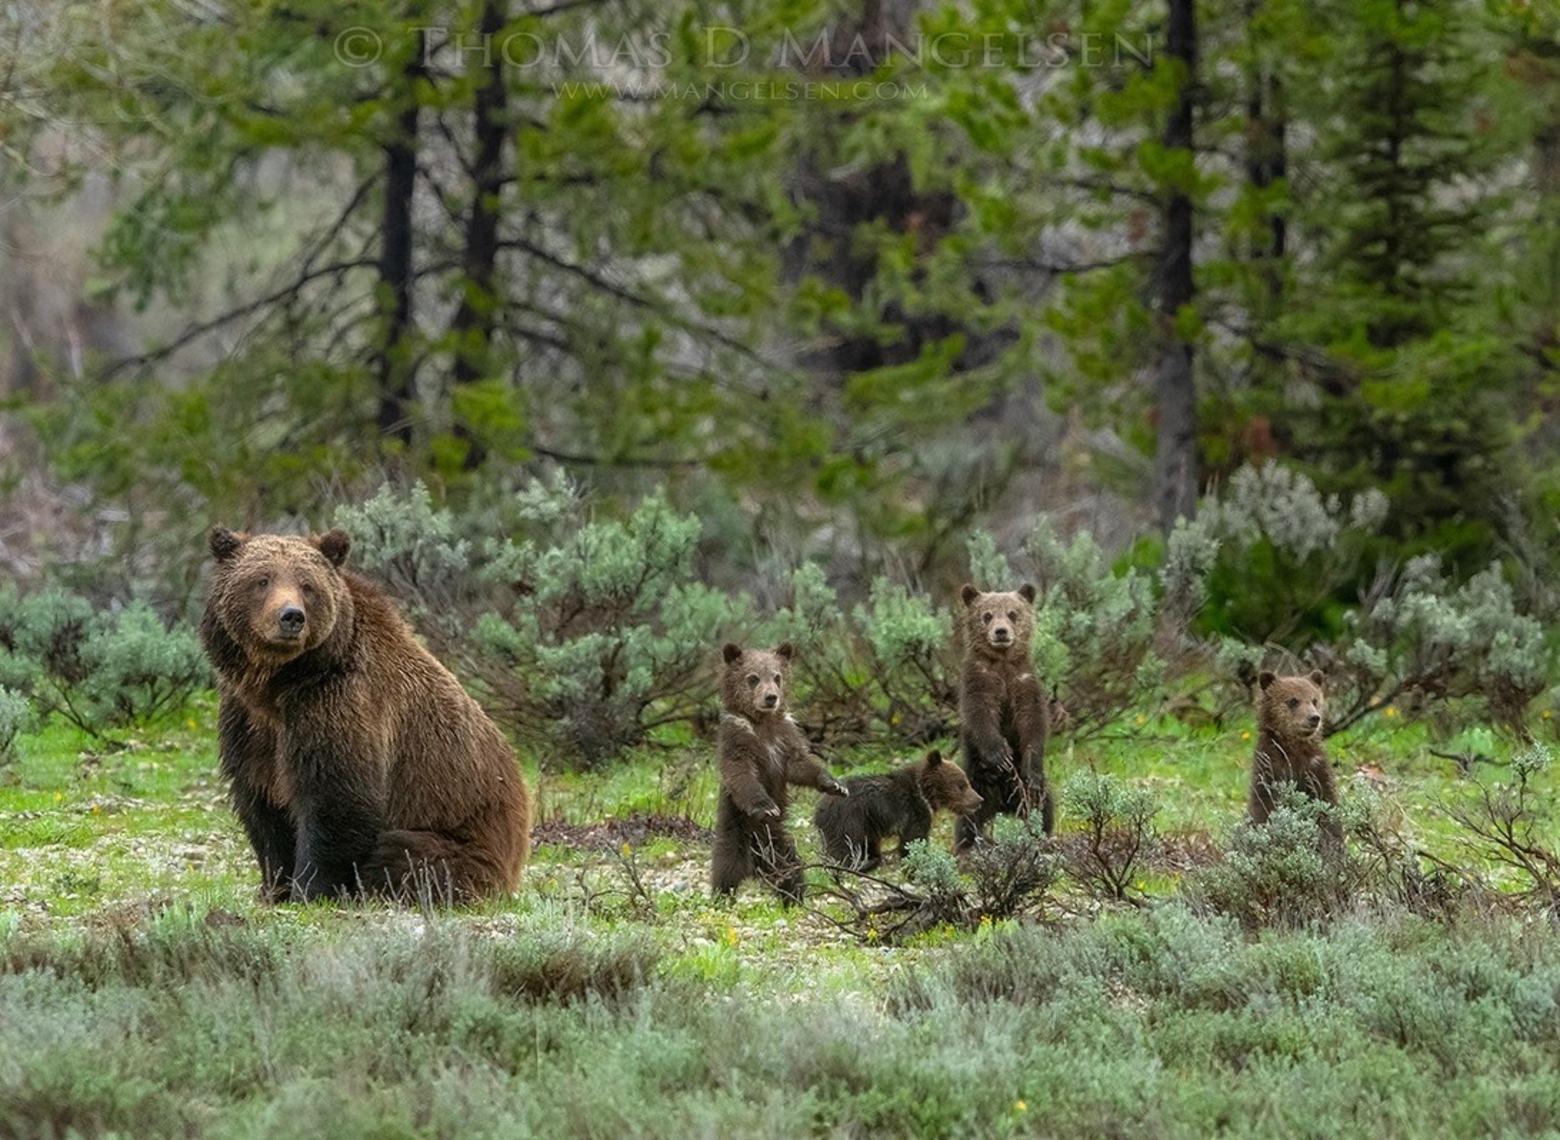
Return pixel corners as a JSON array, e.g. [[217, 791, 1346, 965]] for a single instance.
[[201, 527, 531, 904], [1248, 670, 1342, 843], [955, 583, 1052, 850], [815, 750, 984, 871], [711, 642, 849, 904]]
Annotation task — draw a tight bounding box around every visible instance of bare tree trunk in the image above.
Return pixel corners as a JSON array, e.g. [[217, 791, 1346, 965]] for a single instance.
[[449, 0, 509, 469], [376, 28, 426, 447], [1153, 0, 1199, 532]]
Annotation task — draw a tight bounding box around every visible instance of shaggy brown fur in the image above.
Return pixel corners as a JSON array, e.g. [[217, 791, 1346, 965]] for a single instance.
[[814, 750, 983, 871], [1249, 670, 1341, 843], [711, 642, 848, 904], [200, 527, 531, 904], [955, 583, 1052, 849]]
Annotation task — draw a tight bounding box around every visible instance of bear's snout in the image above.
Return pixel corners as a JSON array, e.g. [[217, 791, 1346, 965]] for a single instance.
[[1305, 712, 1322, 731], [761, 692, 779, 709], [278, 606, 306, 637], [989, 625, 1012, 645]]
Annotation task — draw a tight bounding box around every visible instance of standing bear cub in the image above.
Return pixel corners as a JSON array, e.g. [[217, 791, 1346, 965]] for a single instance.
[[201, 527, 531, 903], [815, 750, 983, 871], [1249, 669, 1341, 843], [955, 583, 1052, 850], [711, 643, 848, 904]]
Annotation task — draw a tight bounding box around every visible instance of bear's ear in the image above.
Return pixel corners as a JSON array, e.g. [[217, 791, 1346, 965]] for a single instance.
[[1308, 669, 1325, 688], [1017, 583, 1037, 604], [722, 643, 744, 665], [925, 749, 943, 767], [1258, 670, 1277, 691], [315, 529, 351, 568], [209, 526, 245, 562], [775, 641, 795, 662], [960, 583, 979, 606]]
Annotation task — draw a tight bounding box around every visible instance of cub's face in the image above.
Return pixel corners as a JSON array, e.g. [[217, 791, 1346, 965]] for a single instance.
[[208, 527, 351, 661], [960, 583, 1037, 656], [1258, 670, 1325, 740], [920, 750, 984, 813], [721, 643, 794, 718]]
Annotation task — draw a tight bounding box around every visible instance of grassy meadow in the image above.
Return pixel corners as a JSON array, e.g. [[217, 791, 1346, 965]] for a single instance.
[[1, 702, 1559, 1138]]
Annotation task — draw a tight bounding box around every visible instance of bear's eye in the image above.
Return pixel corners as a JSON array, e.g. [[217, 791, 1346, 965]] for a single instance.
[[982, 612, 993, 624], [255, 576, 270, 589], [1287, 698, 1299, 709], [746, 674, 759, 687], [772, 673, 781, 683], [1007, 610, 1018, 621], [301, 583, 315, 598]]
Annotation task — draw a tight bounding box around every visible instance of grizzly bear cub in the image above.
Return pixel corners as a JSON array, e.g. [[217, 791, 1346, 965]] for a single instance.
[[201, 527, 531, 903], [711, 642, 848, 904], [955, 583, 1052, 850], [814, 750, 984, 871], [1249, 670, 1341, 843]]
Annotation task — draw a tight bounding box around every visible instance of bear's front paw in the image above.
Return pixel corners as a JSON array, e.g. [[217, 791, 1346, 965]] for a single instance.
[[823, 778, 850, 797], [750, 799, 782, 819]]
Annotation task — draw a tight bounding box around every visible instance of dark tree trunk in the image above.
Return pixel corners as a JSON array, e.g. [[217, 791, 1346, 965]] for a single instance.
[[449, 0, 510, 469], [376, 28, 426, 447], [1152, 0, 1199, 533]]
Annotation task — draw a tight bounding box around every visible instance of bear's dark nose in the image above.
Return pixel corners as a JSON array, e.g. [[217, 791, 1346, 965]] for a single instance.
[[762, 693, 779, 708], [992, 628, 1011, 642], [278, 607, 306, 635], [1306, 713, 1321, 729]]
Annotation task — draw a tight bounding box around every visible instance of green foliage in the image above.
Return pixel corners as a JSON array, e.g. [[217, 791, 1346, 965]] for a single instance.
[[764, 565, 956, 744], [0, 586, 206, 741], [1061, 770, 1160, 902], [0, 687, 31, 764], [342, 480, 748, 768], [1186, 462, 1390, 642], [1323, 557, 1550, 735], [1191, 787, 1347, 930]]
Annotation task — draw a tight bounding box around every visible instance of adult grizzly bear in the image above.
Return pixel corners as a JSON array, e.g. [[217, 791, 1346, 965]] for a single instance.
[[1249, 670, 1341, 844], [200, 527, 530, 903], [711, 642, 848, 904], [815, 750, 983, 871], [955, 583, 1052, 850]]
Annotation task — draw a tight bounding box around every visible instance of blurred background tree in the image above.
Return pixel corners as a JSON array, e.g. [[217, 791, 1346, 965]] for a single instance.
[[0, 0, 1555, 624]]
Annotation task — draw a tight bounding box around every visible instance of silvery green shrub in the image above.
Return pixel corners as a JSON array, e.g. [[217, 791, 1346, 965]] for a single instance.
[[764, 566, 956, 744], [0, 586, 206, 740], [0, 686, 32, 762], [1321, 557, 1550, 735], [342, 480, 749, 768]]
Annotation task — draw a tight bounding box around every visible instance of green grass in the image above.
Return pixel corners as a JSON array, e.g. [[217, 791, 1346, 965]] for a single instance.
[[1, 702, 1558, 1136]]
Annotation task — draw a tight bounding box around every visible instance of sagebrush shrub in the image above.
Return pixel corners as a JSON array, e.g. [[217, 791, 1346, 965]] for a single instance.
[[0, 586, 206, 740], [764, 565, 956, 743], [1190, 787, 1349, 930], [1061, 770, 1160, 902], [341, 479, 749, 767], [0, 686, 31, 762]]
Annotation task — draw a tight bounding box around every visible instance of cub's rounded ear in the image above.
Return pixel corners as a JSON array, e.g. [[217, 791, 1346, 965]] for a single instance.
[[1017, 583, 1037, 604], [209, 526, 245, 562], [775, 641, 795, 662], [722, 643, 744, 665], [315, 529, 351, 568], [1258, 670, 1277, 691], [960, 583, 979, 606], [925, 749, 943, 767], [1308, 669, 1326, 688]]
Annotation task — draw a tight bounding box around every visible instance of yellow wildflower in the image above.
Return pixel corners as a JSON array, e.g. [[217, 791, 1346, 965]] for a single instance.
[[1241, 730, 1252, 742], [1014, 1100, 1028, 1113]]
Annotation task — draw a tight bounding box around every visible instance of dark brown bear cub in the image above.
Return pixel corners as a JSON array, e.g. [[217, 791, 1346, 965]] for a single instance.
[[815, 750, 983, 871], [200, 527, 531, 903], [955, 583, 1052, 850], [1249, 670, 1341, 843], [712, 642, 848, 904]]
